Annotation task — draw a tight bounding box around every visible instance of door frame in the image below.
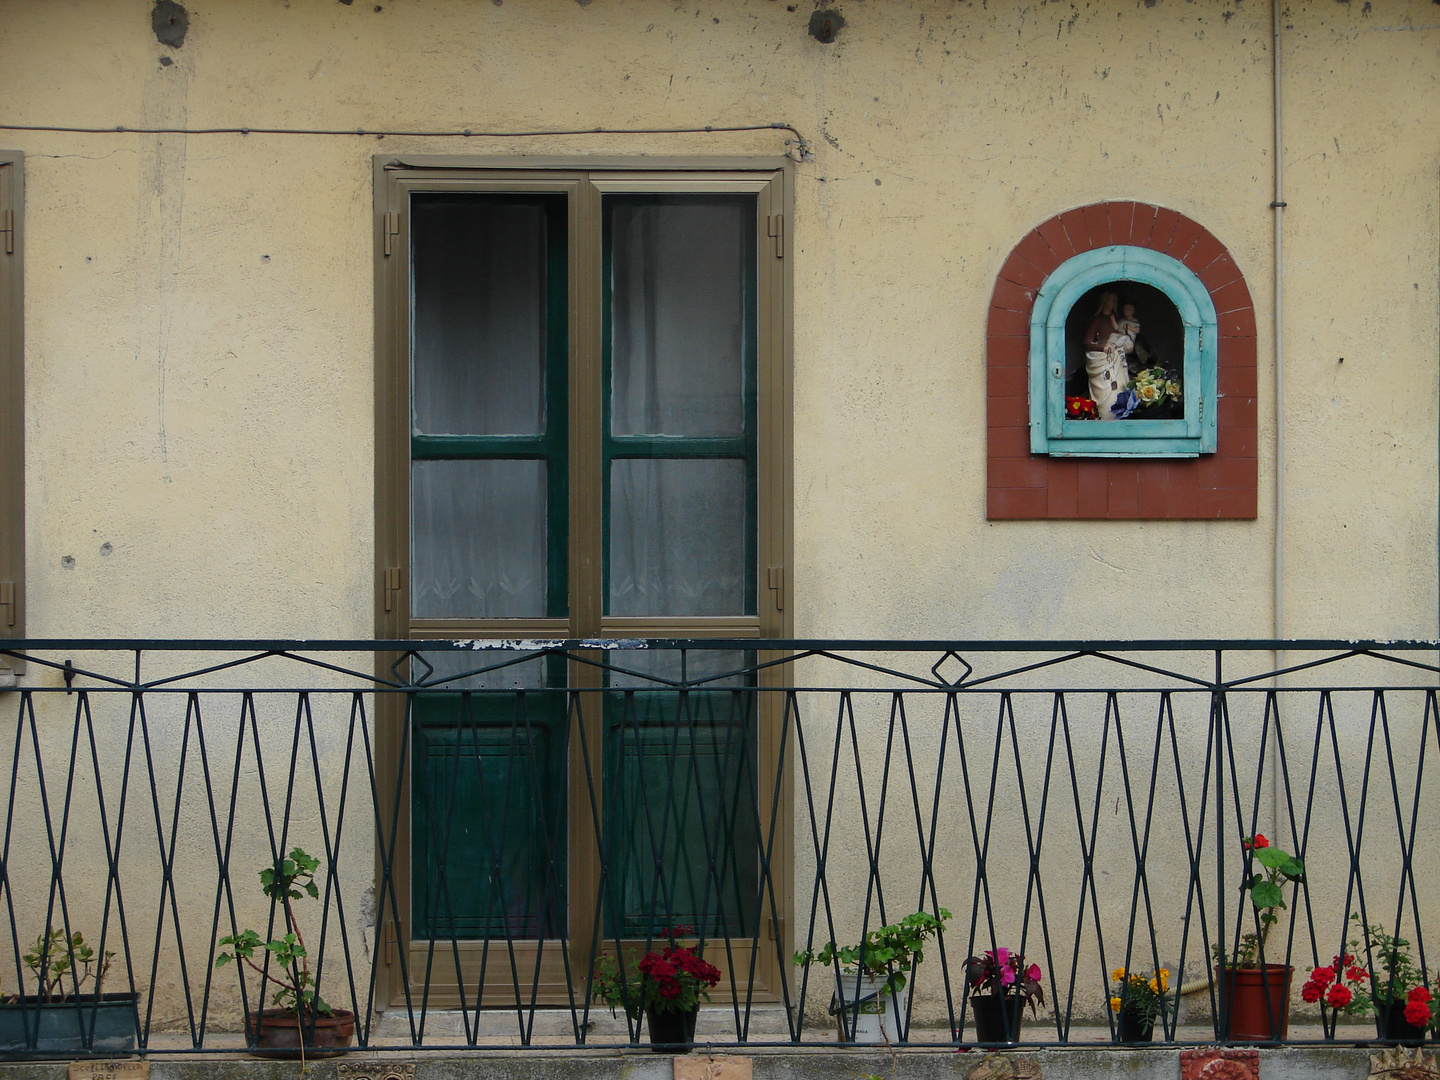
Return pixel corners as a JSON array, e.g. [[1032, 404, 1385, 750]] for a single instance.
[[372, 155, 794, 1010]]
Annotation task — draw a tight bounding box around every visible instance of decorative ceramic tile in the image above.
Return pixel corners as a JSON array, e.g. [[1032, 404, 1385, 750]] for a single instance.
[[1369, 1046, 1440, 1080], [336, 1064, 416, 1080], [674, 1055, 753, 1080], [965, 1053, 1041, 1080], [1179, 1047, 1260, 1080]]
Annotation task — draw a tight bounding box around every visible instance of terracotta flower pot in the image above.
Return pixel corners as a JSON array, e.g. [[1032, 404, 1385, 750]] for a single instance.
[[248, 1008, 355, 1058], [1215, 965, 1292, 1041]]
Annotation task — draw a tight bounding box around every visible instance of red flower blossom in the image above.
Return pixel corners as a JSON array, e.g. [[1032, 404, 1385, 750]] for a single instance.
[[1309, 966, 1336, 987], [1409, 985, 1432, 1003], [1325, 984, 1353, 1008], [1405, 1000, 1431, 1027], [1301, 981, 1323, 1004], [1347, 966, 1368, 983]]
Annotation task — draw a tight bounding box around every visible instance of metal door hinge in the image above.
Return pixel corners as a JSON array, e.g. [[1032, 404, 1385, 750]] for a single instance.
[[384, 567, 402, 612], [0, 582, 14, 627], [383, 211, 400, 257], [766, 566, 785, 612], [1, 210, 13, 255], [767, 214, 784, 258]]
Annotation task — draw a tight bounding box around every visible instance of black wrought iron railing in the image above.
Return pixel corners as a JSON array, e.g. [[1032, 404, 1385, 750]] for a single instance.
[[0, 638, 1437, 1055]]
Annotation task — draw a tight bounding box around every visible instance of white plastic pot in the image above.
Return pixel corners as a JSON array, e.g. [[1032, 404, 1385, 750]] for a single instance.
[[831, 971, 909, 1044]]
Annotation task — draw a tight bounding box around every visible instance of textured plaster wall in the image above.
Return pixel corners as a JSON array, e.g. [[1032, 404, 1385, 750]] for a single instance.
[[0, 0, 1438, 1031], [0, 0, 1435, 645]]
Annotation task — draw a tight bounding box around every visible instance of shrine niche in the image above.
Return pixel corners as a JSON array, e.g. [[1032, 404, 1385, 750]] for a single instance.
[[1025, 243, 1218, 459], [1064, 282, 1185, 422], [986, 201, 1258, 521]]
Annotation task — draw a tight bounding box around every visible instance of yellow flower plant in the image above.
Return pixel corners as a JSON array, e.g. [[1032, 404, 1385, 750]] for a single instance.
[[1108, 966, 1172, 1023]]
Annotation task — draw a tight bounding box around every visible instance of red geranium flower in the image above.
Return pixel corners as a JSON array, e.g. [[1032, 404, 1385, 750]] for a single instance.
[[1406, 1000, 1431, 1027], [1309, 966, 1335, 987], [1301, 981, 1323, 1004], [1326, 984, 1353, 1008]]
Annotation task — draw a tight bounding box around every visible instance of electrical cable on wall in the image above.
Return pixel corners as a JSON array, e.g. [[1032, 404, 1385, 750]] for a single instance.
[[0, 121, 814, 162]]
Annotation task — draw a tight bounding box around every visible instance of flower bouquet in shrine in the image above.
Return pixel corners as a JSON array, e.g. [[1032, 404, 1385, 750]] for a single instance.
[[1304, 916, 1437, 1043], [1066, 396, 1099, 420], [591, 925, 722, 1051], [1125, 366, 1183, 419]]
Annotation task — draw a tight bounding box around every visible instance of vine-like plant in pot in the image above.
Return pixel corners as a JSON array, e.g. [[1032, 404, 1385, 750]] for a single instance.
[[214, 847, 333, 1020]]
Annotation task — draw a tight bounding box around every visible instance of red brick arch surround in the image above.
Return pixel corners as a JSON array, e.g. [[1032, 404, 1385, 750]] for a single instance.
[[987, 202, 1258, 519]]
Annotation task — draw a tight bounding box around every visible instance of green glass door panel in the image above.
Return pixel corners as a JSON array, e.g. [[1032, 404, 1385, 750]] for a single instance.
[[411, 660, 567, 940], [600, 193, 759, 618], [601, 652, 760, 939], [409, 192, 570, 619]]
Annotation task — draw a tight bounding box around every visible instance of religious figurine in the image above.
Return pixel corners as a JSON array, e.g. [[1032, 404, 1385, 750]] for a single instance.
[[1082, 293, 1140, 420]]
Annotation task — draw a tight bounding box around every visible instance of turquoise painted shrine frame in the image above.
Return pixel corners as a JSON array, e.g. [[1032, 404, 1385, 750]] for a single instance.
[[1029, 245, 1218, 458]]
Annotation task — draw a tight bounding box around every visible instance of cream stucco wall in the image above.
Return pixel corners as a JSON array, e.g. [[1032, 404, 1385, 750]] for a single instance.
[[1, 0, 1436, 644], [1, 0, 1438, 1036]]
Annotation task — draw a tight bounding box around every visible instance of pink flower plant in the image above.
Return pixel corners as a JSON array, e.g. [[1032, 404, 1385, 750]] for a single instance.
[[965, 947, 1045, 1016]]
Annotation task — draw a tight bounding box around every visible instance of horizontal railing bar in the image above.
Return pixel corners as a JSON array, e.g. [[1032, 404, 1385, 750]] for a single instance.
[[4, 638, 1440, 653], [9, 685, 1440, 695]]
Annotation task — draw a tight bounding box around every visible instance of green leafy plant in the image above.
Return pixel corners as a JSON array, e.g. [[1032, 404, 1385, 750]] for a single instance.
[[793, 909, 951, 996], [214, 847, 332, 1018], [16, 930, 113, 1002], [1214, 834, 1304, 968]]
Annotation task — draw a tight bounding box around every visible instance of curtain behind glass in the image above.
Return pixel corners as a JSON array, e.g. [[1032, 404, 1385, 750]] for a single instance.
[[411, 195, 547, 436], [412, 459, 547, 618], [609, 458, 746, 617], [610, 198, 746, 437]]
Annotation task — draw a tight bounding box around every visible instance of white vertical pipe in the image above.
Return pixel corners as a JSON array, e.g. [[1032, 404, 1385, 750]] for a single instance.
[[1271, 0, 1286, 838], [1272, 0, 1286, 647]]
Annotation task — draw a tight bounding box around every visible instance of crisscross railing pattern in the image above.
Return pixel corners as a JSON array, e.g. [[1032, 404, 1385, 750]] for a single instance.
[[0, 639, 1436, 1056]]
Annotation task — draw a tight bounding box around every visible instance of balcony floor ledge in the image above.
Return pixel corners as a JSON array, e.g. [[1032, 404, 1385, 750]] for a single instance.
[[0, 1044, 1403, 1080]]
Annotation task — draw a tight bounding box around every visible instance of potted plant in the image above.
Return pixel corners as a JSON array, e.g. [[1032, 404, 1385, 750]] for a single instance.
[[214, 847, 353, 1057], [793, 908, 950, 1044], [1108, 965, 1172, 1043], [1213, 833, 1305, 1041], [0, 929, 139, 1052], [1303, 916, 1436, 1044], [590, 925, 722, 1052], [964, 947, 1044, 1044]]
